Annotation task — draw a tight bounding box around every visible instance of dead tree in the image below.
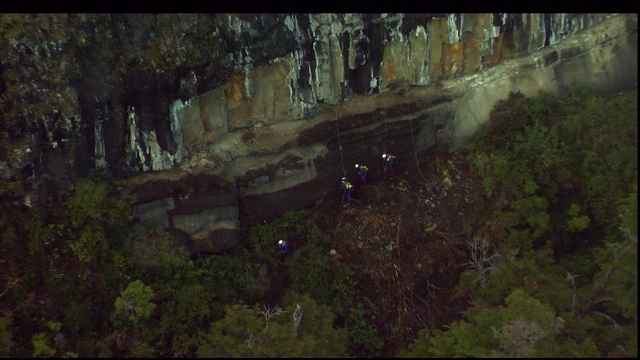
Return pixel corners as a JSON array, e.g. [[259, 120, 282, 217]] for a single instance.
[[292, 304, 303, 337], [464, 236, 500, 286], [259, 304, 286, 334], [575, 230, 637, 332]]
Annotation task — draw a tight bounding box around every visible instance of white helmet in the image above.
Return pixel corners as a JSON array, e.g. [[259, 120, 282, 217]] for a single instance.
[[278, 240, 284, 245], [382, 154, 387, 159], [341, 177, 346, 181], [355, 164, 359, 169]]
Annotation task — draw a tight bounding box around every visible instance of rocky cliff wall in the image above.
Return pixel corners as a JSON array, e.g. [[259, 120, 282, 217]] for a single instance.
[[1, 13, 636, 255]]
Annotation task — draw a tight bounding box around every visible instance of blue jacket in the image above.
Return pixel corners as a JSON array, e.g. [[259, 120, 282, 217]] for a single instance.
[[340, 180, 353, 192], [385, 155, 397, 169], [357, 165, 368, 178]]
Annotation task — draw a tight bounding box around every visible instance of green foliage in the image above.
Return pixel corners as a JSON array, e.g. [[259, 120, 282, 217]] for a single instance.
[[526, 90, 558, 122], [1, 83, 635, 358], [122, 239, 270, 356], [198, 247, 270, 304], [467, 88, 637, 254], [345, 302, 383, 357], [587, 235, 638, 354], [197, 295, 348, 358], [566, 203, 591, 233], [403, 288, 600, 357], [0, 178, 139, 357], [31, 333, 55, 357], [458, 87, 638, 358], [245, 222, 275, 255], [245, 209, 308, 259], [558, 92, 637, 235], [0, 316, 12, 357], [113, 280, 156, 326], [289, 225, 351, 307], [45, 321, 61, 332], [618, 185, 637, 236], [511, 195, 549, 239], [272, 209, 306, 237], [65, 179, 133, 263], [124, 340, 156, 357], [124, 223, 189, 267], [398, 327, 431, 357]]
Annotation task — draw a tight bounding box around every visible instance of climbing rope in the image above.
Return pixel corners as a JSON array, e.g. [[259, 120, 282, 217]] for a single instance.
[[381, 17, 387, 154], [373, 128, 383, 181], [407, 102, 429, 183], [383, 103, 388, 153], [334, 105, 347, 178]]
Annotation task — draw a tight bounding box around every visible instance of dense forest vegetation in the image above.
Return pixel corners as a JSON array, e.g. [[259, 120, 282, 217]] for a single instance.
[[0, 86, 636, 357]]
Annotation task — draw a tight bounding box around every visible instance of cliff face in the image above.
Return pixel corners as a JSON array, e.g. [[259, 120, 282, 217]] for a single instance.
[[0, 13, 636, 255]]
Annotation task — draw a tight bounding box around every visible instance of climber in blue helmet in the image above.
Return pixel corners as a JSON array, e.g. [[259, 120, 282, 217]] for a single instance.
[[355, 163, 369, 187], [382, 153, 397, 178], [340, 177, 353, 205]]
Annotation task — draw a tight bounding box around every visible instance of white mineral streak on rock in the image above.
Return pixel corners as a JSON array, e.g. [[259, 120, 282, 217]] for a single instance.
[[285, 12, 311, 115], [125, 105, 140, 170], [130, 108, 145, 170], [94, 116, 106, 168], [309, 13, 344, 104], [284, 13, 306, 46], [243, 64, 253, 98], [226, 15, 256, 73], [380, 38, 409, 90], [548, 13, 564, 46], [447, 14, 459, 44], [139, 130, 162, 171], [344, 13, 366, 70], [527, 14, 546, 52], [169, 100, 185, 166], [383, 13, 405, 42], [288, 49, 316, 119], [410, 25, 430, 85]]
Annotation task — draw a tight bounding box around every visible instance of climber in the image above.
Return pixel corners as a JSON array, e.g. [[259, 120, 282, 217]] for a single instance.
[[355, 163, 369, 187], [340, 177, 353, 205], [382, 153, 398, 178], [277, 239, 289, 263]]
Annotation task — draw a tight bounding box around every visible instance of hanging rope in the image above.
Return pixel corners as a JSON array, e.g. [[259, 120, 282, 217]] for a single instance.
[[373, 126, 383, 181], [407, 97, 429, 183], [334, 105, 347, 178], [380, 17, 388, 154], [383, 103, 388, 153]]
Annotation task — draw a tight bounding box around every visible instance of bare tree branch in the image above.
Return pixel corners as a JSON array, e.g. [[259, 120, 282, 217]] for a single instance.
[[565, 272, 579, 316], [464, 236, 500, 286], [245, 329, 254, 350], [0, 278, 20, 299], [260, 304, 286, 334], [292, 304, 303, 337], [591, 311, 625, 333], [584, 240, 636, 309]]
